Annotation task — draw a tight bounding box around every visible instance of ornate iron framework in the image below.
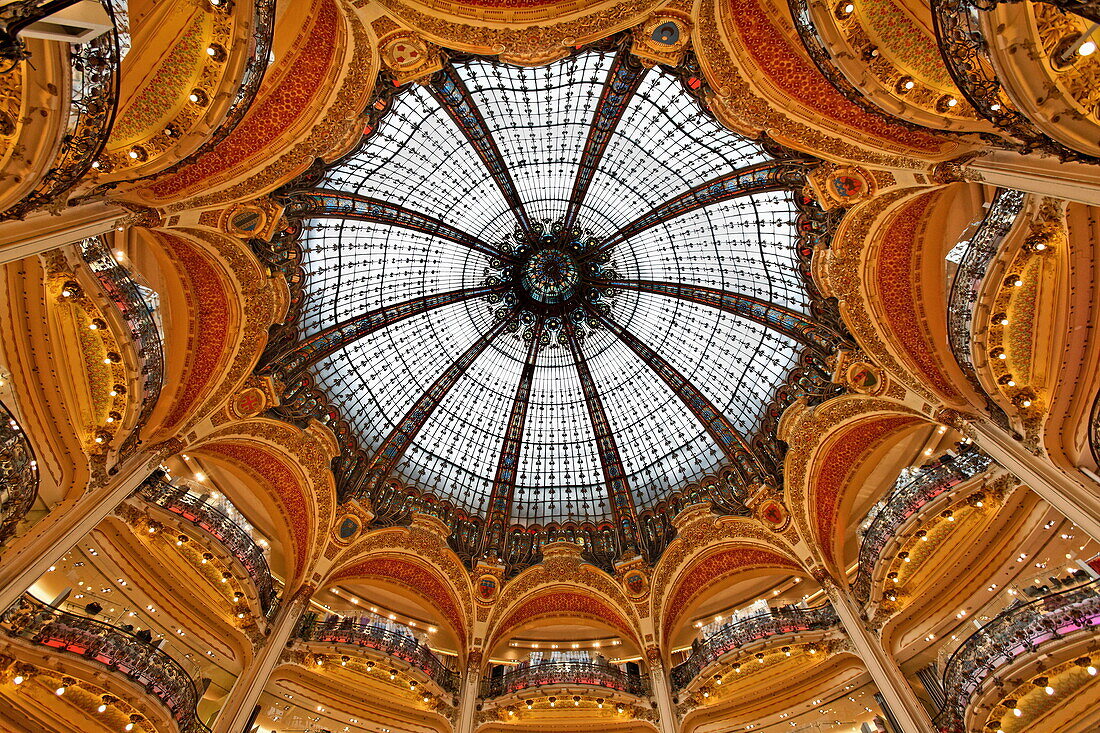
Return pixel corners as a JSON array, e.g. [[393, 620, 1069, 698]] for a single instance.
[[298, 613, 458, 693], [0, 0, 120, 220], [669, 605, 840, 690], [931, 0, 1100, 163], [0, 399, 38, 545], [945, 188, 1025, 431], [1, 594, 211, 732], [79, 235, 165, 457], [934, 578, 1100, 731], [850, 446, 993, 603], [480, 659, 649, 698], [255, 37, 850, 572], [138, 473, 279, 617]]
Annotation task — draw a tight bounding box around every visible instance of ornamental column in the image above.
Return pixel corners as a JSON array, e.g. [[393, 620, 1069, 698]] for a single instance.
[[0, 452, 163, 611], [646, 647, 678, 733], [970, 418, 1100, 541], [823, 579, 935, 733], [454, 649, 483, 733], [0, 202, 129, 265], [211, 586, 312, 733]]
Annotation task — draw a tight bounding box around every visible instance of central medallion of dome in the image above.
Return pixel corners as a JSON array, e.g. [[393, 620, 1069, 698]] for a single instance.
[[269, 43, 841, 567], [522, 249, 579, 305]]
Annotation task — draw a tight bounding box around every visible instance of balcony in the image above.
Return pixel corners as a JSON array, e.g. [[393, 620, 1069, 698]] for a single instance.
[[851, 446, 994, 604], [0, 399, 38, 544], [946, 188, 1025, 429], [670, 605, 840, 691], [0, 0, 120, 221], [1, 594, 210, 732], [80, 235, 164, 455], [481, 659, 649, 699], [934, 578, 1100, 731], [136, 473, 278, 617], [298, 614, 458, 694]]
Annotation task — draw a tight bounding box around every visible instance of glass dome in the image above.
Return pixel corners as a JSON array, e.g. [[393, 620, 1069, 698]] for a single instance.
[[265, 45, 840, 561]]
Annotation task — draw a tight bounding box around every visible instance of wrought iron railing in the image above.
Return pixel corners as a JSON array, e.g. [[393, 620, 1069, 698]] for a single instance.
[[0, 0, 120, 220], [851, 446, 993, 603], [298, 614, 458, 693], [0, 400, 38, 544], [481, 660, 648, 698], [138, 473, 279, 616], [80, 236, 164, 456], [1, 594, 210, 732], [934, 579, 1100, 731], [931, 0, 1099, 163], [670, 605, 840, 690], [946, 188, 1024, 429]]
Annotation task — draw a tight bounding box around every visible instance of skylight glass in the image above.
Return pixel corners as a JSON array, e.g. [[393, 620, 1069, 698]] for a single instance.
[[283, 48, 818, 530]]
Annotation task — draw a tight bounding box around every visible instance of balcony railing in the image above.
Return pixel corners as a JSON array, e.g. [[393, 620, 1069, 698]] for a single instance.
[[934, 579, 1100, 731], [931, 0, 1098, 163], [946, 188, 1025, 430], [298, 614, 458, 693], [0, 0, 120, 221], [0, 400, 38, 545], [851, 446, 993, 604], [137, 474, 279, 616], [670, 605, 840, 691], [1, 594, 210, 732], [80, 236, 164, 457], [481, 660, 648, 699]]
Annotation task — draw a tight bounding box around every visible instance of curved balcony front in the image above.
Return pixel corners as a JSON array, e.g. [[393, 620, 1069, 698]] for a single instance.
[[934, 578, 1100, 732], [852, 446, 994, 603], [0, 0, 120, 221], [137, 473, 279, 617], [1, 594, 210, 732], [298, 614, 458, 694], [0, 399, 38, 544], [481, 660, 649, 699], [79, 235, 164, 455], [670, 605, 840, 691]]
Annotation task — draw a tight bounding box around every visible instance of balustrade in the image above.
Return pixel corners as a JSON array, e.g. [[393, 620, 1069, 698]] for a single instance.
[[670, 605, 840, 691], [934, 578, 1100, 731], [851, 446, 994, 604], [80, 235, 164, 455], [0, 0, 120, 221], [297, 614, 458, 693], [480, 660, 648, 698], [946, 188, 1025, 429], [1, 594, 210, 732], [931, 0, 1098, 162], [137, 474, 278, 616], [0, 400, 38, 545]]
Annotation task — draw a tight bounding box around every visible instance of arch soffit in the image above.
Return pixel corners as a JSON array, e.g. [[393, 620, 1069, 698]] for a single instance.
[[780, 394, 926, 570], [657, 543, 803, 646], [326, 550, 471, 653], [695, 0, 964, 167], [823, 186, 976, 407], [362, 0, 658, 64], [188, 418, 339, 584], [485, 585, 641, 658], [648, 512, 799, 612], [484, 559, 644, 654], [137, 227, 280, 439], [129, 0, 372, 211]]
